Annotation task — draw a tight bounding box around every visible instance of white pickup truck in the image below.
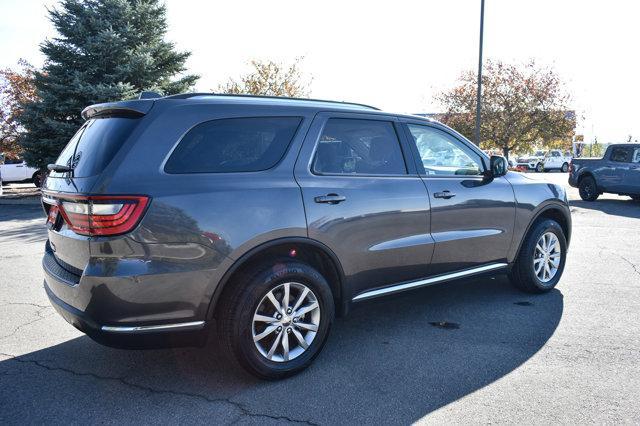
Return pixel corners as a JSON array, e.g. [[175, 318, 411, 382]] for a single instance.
[[516, 149, 572, 173], [0, 156, 42, 186]]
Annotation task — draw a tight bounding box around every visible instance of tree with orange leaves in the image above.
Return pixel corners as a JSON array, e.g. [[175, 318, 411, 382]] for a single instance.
[[0, 60, 37, 160]]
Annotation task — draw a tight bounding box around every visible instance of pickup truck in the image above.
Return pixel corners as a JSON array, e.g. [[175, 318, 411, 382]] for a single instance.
[[516, 149, 572, 172], [0, 155, 43, 187], [569, 144, 640, 201]]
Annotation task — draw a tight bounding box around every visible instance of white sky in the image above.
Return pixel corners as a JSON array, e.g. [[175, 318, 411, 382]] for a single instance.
[[1, 0, 639, 143]]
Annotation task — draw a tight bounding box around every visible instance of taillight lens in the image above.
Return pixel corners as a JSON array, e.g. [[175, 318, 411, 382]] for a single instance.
[[55, 195, 150, 236]]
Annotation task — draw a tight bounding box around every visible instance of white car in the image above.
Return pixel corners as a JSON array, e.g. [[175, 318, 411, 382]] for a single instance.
[[0, 156, 42, 186], [516, 149, 572, 172]]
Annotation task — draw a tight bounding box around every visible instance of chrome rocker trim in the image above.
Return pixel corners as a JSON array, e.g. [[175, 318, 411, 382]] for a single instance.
[[352, 263, 508, 302], [101, 320, 206, 334]]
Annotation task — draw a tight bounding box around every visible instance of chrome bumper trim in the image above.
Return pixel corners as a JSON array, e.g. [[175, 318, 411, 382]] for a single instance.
[[101, 320, 205, 334], [352, 263, 508, 301]]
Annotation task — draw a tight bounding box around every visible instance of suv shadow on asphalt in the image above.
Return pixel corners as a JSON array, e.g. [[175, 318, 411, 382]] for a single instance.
[[0, 276, 563, 424], [570, 198, 640, 219]]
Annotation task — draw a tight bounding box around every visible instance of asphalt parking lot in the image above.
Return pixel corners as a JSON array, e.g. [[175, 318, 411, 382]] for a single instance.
[[1, 173, 639, 424]]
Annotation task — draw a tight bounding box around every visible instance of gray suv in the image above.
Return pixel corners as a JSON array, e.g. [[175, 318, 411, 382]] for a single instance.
[[42, 94, 571, 379]]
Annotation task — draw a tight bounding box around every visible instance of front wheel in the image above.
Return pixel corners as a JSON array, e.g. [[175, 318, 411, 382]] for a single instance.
[[217, 261, 334, 380], [561, 162, 569, 173], [510, 219, 567, 293], [578, 176, 599, 201], [536, 163, 544, 173]]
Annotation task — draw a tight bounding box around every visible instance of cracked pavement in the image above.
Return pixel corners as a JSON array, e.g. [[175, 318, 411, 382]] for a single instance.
[[1, 174, 639, 424]]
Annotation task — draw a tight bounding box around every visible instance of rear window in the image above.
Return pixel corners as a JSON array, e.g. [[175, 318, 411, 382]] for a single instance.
[[54, 117, 139, 177], [164, 117, 302, 174]]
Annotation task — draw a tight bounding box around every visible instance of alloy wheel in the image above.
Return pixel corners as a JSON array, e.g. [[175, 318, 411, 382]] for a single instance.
[[533, 232, 561, 283], [252, 282, 321, 362]]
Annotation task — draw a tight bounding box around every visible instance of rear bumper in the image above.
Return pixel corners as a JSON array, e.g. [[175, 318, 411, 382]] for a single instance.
[[42, 242, 213, 349], [45, 281, 208, 349]]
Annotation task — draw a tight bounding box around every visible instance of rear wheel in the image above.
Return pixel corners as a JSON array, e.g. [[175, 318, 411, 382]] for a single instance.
[[510, 219, 567, 293], [536, 163, 544, 173], [217, 261, 334, 380], [578, 176, 599, 201], [32, 170, 45, 188], [561, 162, 569, 173]]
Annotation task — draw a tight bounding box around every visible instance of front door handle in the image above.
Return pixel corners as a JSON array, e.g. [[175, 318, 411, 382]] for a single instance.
[[314, 193, 346, 204], [433, 190, 456, 199]]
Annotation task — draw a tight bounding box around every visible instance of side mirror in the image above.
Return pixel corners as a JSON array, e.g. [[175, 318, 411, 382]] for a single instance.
[[488, 155, 508, 178]]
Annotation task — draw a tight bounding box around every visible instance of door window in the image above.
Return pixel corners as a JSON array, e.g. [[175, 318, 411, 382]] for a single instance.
[[406, 124, 483, 176], [312, 119, 406, 175], [610, 147, 631, 163], [631, 148, 640, 163]]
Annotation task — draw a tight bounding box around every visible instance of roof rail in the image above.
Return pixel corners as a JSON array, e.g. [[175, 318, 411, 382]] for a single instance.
[[162, 92, 380, 110]]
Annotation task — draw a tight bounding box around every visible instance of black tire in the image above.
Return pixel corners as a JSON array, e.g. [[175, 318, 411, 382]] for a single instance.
[[510, 219, 567, 294], [536, 163, 544, 173], [217, 260, 334, 380], [578, 175, 599, 201], [561, 162, 569, 173], [32, 171, 44, 188]]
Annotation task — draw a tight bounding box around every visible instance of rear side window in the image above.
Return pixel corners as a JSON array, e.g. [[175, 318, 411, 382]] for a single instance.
[[54, 117, 140, 177], [165, 117, 302, 174], [610, 147, 631, 163]]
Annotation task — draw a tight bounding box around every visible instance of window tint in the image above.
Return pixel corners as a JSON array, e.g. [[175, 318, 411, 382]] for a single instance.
[[407, 124, 483, 176], [312, 119, 406, 175], [610, 147, 631, 163], [54, 117, 140, 177], [165, 117, 302, 174], [632, 148, 640, 163]]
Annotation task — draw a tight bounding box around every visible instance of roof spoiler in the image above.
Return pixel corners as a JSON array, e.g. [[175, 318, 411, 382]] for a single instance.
[[81, 99, 155, 120]]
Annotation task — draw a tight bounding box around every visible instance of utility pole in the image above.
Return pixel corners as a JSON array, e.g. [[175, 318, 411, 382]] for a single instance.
[[475, 0, 485, 147]]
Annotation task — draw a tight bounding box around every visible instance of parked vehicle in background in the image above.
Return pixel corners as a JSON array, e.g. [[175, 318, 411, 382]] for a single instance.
[[569, 144, 640, 201], [0, 154, 43, 186], [517, 149, 572, 172], [41, 93, 572, 379]]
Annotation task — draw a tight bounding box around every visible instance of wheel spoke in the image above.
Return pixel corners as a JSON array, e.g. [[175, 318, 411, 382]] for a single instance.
[[282, 331, 290, 361], [266, 290, 282, 313], [267, 330, 283, 359], [291, 328, 308, 349], [535, 261, 544, 274], [283, 282, 290, 311], [292, 287, 309, 312], [294, 301, 318, 317], [254, 325, 277, 342], [544, 263, 551, 280], [295, 321, 318, 332], [253, 313, 277, 323]]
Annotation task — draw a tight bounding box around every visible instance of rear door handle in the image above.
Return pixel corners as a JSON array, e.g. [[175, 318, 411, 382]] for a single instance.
[[314, 194, 346, 204], [433, 191, 456, 199]]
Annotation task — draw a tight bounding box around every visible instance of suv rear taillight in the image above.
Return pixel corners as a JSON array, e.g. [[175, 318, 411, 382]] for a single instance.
[[46, 195, 149, 236]]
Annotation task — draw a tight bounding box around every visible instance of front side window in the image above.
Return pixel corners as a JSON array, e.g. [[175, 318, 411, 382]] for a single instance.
[[406, 124, 483, 176], [165, 117, 302, 173], [610, 147, 631, 163], [312, 119, 406, 175]]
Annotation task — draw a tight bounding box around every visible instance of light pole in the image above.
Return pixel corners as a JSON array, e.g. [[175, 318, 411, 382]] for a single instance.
[[475, 0, 485, 147]]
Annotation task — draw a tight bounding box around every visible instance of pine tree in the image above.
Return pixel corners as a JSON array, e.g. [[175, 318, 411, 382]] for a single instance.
[[19, 0, 198, 169]]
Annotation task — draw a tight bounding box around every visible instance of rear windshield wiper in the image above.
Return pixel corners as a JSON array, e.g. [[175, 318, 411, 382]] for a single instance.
[[47, 164, 74, 173]]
